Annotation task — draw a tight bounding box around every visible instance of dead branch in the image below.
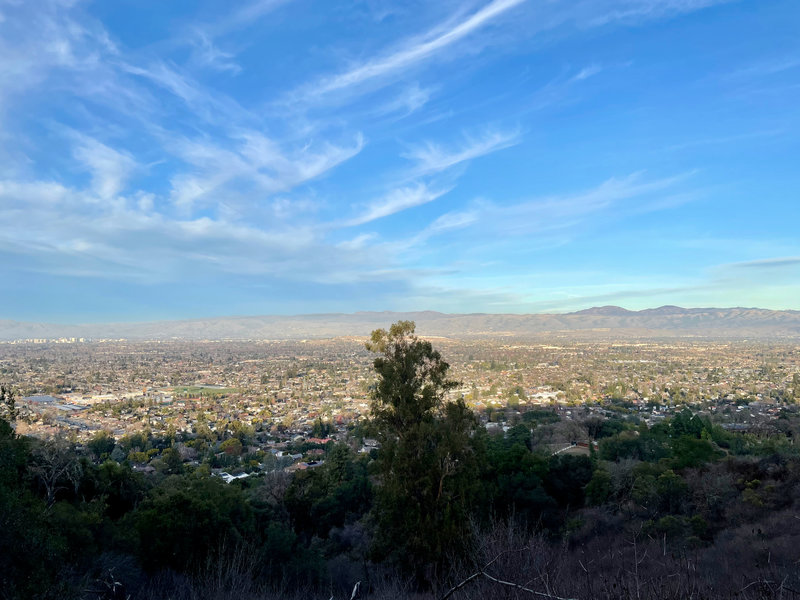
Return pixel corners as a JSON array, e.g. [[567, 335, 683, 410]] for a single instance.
[[438, 547, 578, 600]]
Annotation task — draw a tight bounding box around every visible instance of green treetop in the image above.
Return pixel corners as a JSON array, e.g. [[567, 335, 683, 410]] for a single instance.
[[366, 321, 481, 586]]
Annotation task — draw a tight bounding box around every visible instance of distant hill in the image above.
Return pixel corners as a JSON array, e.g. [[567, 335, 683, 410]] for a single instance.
[[2, 306, 800, 341]]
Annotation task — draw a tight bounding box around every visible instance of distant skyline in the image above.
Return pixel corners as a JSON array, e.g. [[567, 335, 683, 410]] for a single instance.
[[2, 0, 799, 322]]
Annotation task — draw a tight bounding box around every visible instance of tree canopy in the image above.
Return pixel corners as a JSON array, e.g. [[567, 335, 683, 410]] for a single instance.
[[367, 321, 480, 584]]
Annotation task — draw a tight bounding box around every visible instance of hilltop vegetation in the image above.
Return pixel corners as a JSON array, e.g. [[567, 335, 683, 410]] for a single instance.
[[2, 327, 800, 599]]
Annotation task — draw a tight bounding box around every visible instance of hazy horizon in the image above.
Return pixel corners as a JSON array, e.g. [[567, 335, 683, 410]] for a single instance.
[[2, 1, 799, 322], [5, 303, 800, 327]]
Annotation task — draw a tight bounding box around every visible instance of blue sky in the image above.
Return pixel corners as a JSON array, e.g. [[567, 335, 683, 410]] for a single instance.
[[2, 0, 799, 322]]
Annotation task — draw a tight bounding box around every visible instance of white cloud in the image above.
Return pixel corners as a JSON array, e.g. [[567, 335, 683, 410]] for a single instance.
[[393, 172, 694, 249], [337, 233, 379, 251], [581, 0, 731, 28], [291, 0, 725, 106], [301, 0, 526, 100], [123, 61, 211, 110], [396, 207, 480, 248], [724, 256, 800, 270], [0, 174, 386, 284], [168, 132, 364, 212], [571, 64, 603, 82], [427, 209, 480, 233], [347, 183, 450, 226], [488, 172, 691, 234], [404, 129, 520, 175], [373, 83, 434, 117], [0, 0, 770, 315], [204, 0, 292, 38], [179, 0, 294, 75], [0, 0, 115, 112], [189, 31, 242, 74], [72, 136, 137, 200], [522, 63, 614, 112]]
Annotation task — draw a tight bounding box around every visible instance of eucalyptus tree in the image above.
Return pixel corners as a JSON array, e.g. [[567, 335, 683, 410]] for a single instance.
[[366, 321, 481, 585]]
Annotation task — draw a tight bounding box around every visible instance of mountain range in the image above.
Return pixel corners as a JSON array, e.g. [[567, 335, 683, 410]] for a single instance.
[[2, 306, 800, 341]]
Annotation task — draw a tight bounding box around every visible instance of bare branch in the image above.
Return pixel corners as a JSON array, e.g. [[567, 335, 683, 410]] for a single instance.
[[480, 571, 577, 600], [438, 546, 578, 600]]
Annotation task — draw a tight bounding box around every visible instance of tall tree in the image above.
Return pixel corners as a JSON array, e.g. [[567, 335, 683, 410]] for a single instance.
[[366, 321, 480, 585], [0, 386, 18, 425]]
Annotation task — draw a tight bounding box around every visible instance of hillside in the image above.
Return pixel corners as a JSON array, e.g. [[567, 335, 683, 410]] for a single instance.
[[2, 306, 800, 341]]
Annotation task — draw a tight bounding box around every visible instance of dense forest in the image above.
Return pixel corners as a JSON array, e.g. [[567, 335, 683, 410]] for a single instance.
[[2, 323, 800, 599]]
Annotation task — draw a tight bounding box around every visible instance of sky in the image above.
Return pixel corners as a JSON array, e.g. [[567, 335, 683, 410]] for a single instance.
[[1, 0, 799, 322]]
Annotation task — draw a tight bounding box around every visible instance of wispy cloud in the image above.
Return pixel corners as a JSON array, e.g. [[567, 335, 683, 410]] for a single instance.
[[427, 209, 481, 234], [524, 63, 612, 112], [300, 0, 526, 100], [72, 136, 137, 200], [369, 171, 694, 264], [727, 56, 800, 81], [189, 31, 242, 74], [410, 172, 694, 242], [0, 174, 386, 284], [2, 0, 796, 318], [0, 0, 116, 112], [515, 174, 685, 232], [182, 0, 293, 73], [404, 129, 520, 175], [726, 257, 800, 270], [336, 233, 379, 251], [120, 61, 252, 125], [204, 0, 292, 38], [570, 63, 603, 82], [402, 207, 481, 248], [371, 83, 434, 118], [168, 131, 365, 213], [583, 0, 732, 28], [347, 183, 450, 226]]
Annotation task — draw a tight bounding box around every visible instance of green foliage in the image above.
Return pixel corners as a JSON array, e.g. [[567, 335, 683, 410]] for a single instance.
[[87, 429, 116, 459], [670, 435, 718, 469], [285, 444, 371, 541], [521, 409, 560, 425], [0, 420, 80, 599], [311, 416, 333, 438], [599, 429, 670, 462], [0, 385, 18, 424], [172, 385, 239, 398], [134, 475, 255, 572], [584, 416, 626, 439], [5, 350, 800, 598], [585, 468, 612, 505], [159, 446, 185, 474], [80, 459, 148, 519], [366, 321, 457, 433], [545, 454, 594, 508], [0, 484, 56, 599], [120, 430, 151, 453], [220, 436, 243, 456], [505, 423, 532, 450], [483, 433, 554, 526], [505, 385, 526, 406], [366, 321, 480, 583], [655, 469, 688, 513], [0, 417, 28, 489], [670, 408, 708, 438], [128, 450, 148, 463]]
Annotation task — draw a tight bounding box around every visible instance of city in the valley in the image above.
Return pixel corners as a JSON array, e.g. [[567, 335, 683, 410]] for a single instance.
[[6, 336, 800, 472]]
